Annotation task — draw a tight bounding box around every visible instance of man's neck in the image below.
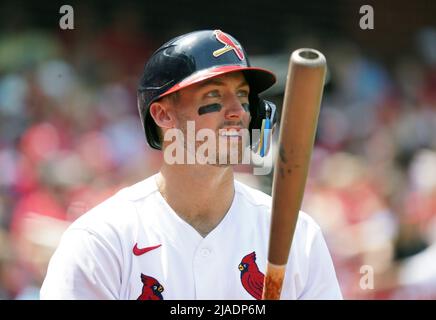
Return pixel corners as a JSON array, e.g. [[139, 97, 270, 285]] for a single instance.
[[156, 164, 235, 237]]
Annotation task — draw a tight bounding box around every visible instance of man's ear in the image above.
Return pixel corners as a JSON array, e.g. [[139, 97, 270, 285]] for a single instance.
[[149, 101, 175, 129]]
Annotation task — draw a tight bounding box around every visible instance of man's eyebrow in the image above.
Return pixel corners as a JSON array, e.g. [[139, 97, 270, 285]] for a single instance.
[[236, 81, 249, 89]]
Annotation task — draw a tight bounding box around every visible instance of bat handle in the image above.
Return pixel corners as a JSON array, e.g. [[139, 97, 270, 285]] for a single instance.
[[262, 262, 286, 300]]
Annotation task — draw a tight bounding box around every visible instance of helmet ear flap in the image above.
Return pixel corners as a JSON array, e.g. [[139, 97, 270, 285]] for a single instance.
[[138, 92, 163, 150], [249, 94, 277, 157], [248, 93, 262, 134], [145, 110, 162, 150]]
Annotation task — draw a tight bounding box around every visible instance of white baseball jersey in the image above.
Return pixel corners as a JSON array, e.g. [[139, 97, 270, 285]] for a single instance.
[[40, 174, 342, 300]]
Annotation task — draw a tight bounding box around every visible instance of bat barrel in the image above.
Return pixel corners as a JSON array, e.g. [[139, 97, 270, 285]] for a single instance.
[[262, 48, 326, 300]]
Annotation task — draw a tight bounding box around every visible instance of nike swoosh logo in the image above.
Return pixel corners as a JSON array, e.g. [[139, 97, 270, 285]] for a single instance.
[[133, 243, 161, 256]]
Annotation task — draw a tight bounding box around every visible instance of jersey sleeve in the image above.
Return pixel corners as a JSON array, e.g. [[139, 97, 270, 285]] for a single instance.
[[298, 228, 343, 300], [40, 227, 122, 300]]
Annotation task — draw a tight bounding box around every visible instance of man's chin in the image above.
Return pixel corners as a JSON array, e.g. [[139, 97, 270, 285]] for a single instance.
[[197, 152, 248, 167]]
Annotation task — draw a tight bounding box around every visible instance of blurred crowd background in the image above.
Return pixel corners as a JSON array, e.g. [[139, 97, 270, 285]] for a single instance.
[[0, 0, 435, 299]]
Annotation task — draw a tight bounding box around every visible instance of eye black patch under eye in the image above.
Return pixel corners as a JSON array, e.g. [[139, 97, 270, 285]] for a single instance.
[[198, 103, 222, 115], [241, 103, 249, 112]]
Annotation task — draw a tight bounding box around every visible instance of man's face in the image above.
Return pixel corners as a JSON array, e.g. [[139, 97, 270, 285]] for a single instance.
[[168, 71, 251, 166]]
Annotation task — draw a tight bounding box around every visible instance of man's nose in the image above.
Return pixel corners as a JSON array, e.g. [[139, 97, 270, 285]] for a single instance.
[[224, 96, 247, 120]]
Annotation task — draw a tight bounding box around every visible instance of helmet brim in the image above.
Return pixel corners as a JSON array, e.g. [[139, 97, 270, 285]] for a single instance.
[[158, 65, 276, 99]]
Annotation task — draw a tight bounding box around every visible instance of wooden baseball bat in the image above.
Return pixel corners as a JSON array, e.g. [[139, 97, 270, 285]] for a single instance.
[[262, 48, 327, 300]]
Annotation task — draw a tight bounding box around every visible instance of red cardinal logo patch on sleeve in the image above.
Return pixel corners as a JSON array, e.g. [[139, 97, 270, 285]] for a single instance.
[[213, 30, 245, 60], [137, 274, 164, 300], [238, 251, 265, 300]]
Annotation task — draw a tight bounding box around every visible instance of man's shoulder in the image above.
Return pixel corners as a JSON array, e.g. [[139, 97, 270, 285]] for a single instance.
[[234, 179, 272, 209], [68, 174, 159, 232], [234, 179, 321, 230], [295, 210, 322, 236], [116, 173, 159, 202]]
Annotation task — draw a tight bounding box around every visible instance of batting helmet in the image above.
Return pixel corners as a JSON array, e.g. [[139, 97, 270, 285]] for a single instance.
[[137, 29, 277, 153]]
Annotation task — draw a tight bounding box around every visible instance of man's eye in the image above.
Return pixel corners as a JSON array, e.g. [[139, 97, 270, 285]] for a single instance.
[[205, 90, 220, 98], [237, 90, 249, 97]]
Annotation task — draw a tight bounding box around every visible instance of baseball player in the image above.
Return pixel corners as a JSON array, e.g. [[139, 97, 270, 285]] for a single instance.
[[40, 30, 342, 300]]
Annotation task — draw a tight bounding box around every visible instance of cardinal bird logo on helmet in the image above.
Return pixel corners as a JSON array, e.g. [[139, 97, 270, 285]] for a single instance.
[[137, 274, 164, 300], [238, 251, 265, 300], [213, 30, 245, 60]]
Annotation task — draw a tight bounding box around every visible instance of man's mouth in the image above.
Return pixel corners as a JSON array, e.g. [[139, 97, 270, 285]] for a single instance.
[[219, 128, 243, 137]]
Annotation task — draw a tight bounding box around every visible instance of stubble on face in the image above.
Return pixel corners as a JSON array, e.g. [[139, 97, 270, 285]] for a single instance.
[[174, 108, 251, 167], [168, 72, 251, 166]]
